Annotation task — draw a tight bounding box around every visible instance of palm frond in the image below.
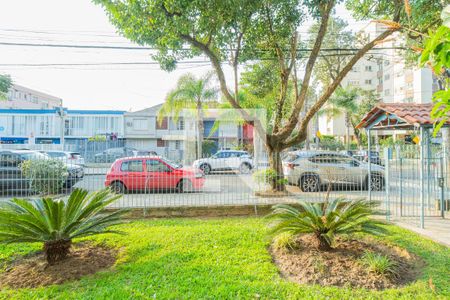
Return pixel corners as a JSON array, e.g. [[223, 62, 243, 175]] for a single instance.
[[268, 197, 386, 250], [0, 188, 128, 245]]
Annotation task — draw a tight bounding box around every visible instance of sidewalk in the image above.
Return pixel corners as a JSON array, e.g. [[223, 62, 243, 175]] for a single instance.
[[395, 218, 450, 247]]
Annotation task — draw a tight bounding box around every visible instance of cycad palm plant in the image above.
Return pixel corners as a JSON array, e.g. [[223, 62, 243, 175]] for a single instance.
[[158, 72, 217, 159], [269, 198, 386, 251], [0, 188, 129, 264]]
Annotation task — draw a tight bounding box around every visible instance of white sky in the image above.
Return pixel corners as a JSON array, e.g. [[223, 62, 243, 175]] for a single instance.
[[0, 0, 364, 111]]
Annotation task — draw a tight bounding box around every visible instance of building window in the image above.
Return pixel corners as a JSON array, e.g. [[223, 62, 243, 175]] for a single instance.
[[365, 79, 372, 85], [133, 118, 148, 130], [365, 65, 372, 72], [384, 74, 390, 80], [384, 89, 390, 96], [176, 118, 184, 130], [156, 117, 168, 130], [352, 66, 360, 72], [66, 116, 85, 136], [175, 140, 181, 150], [348, 80, 360, 86], [94, 117, 108, 133], [157, 138, 166, 147], [39, 116, 50, 135]]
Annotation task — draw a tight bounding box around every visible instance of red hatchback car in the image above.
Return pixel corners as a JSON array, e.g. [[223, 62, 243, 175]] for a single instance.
[[105, 157, 205, 193]]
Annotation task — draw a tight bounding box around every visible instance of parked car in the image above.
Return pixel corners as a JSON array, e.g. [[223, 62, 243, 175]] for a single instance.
[[133, 150, 158, 157], [282, 150, 384, 192], [192, 150, 253, 175], [354, 150, 382, 165], [105, 156, 205, 193], [94, 147, 137, 163], [0, 150, 84, 192], [339, 150, 357, 157], [41, 151, 85, 166]]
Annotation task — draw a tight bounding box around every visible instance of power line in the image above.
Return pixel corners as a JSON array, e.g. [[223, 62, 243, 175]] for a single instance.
[[0, 61, 209, 67], [0, 41, 407, 52]]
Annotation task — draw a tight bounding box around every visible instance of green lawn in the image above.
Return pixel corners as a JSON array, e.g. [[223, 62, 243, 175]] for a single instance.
[[0, 218, 449, 299]]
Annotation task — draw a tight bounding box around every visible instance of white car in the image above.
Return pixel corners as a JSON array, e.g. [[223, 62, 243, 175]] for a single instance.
[[43, 151, 85, 166], [193, 150, 253, 174], [283, 150, 385, 192]]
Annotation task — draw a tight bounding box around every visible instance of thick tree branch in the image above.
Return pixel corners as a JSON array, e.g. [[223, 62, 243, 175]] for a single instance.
[[180, 34, 241, 110], [233, 31, 244, 104], [274, 0, 335, 141], [283, 6, 403, 148], [180, 34, 268, 140], [273, 32, 298, 133]]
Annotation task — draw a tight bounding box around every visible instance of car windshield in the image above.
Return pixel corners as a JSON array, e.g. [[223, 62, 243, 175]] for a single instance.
[[161, 158, 182, 169], [19, 152, 48, 160]]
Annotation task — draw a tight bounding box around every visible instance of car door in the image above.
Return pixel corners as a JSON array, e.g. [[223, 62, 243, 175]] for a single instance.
[[145, 159, 175, 190], [334, 155, 363, 184], [210, 151, 225, 170], [0, 153, 26, 190], [120, 160, 145, 191], [309, 154, 345, 184], [344, 157, 366, 185], [228, 152, 241, 169]]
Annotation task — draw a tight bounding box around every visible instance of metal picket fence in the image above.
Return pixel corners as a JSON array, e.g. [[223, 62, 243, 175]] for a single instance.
[[0, 145, 448, 229]]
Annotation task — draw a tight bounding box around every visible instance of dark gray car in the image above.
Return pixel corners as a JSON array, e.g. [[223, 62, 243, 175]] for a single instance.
[[0, 150, 84, 193], [94, 147, 137, 163]]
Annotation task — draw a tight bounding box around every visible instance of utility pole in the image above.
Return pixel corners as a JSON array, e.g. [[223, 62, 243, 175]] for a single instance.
[[57, 106, 66, 150]]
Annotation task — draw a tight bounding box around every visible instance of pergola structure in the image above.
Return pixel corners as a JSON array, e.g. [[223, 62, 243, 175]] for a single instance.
[[356, 103, 450, 228]]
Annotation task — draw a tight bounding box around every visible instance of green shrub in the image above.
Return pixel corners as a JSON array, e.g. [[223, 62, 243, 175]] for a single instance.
[[272, 232, 296, 252], [20, 158, 68, 195], [88, 135, 107, 142], [202, 140, 217, 156], [253, 168, 287, 189], [0, 188, 128, 264], [360, 251, 398, 276], [269, 198, 387, 251], [319, 135, 344, 151]]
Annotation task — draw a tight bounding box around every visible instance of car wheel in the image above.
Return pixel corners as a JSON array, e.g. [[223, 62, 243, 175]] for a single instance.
[[200, 164, 211, 175], [367, 174, 384, 191], [300, 175, 320, 192], [177, 179, 193, 193], [110, 181, 126, 194], [239, 163, 252, 174]]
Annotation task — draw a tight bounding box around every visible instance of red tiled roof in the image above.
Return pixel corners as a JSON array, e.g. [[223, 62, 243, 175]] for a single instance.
[[356, 103, 450, 129]]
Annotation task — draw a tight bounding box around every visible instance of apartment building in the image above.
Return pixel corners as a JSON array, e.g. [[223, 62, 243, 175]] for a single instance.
[[318, 22, 437, 142], [2, 84, 62, 109]]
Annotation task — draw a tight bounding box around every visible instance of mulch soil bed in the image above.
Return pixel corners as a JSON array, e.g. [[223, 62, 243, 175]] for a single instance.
[[271, 235, 423, 290], [0, 243, 117, 289]]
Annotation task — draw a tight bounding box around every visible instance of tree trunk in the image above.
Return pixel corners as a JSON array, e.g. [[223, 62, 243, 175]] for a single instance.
[[196, 104, 204, 160], [345, 112, 351, 150], [267, 146, 285, 192], [315, 233, 332, 251], [354, 129, 362, 148], [44, 239, 72, 264]]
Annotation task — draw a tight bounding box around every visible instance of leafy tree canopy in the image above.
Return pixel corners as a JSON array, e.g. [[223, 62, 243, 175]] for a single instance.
[[0, 74, 12, 100]]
